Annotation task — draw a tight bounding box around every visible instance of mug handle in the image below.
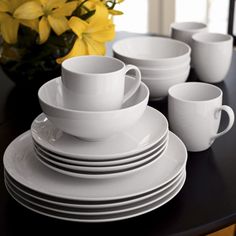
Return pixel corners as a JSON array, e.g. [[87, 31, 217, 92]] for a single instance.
[[211, 105, 235, 141], [123, 65, 141, 103]]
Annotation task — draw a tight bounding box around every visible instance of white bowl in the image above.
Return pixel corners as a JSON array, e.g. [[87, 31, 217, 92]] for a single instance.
[[113, 36, 191, 67], [139, 60, 190, 77], [142, 69, 190, 99], [38, 76, 149, 141]]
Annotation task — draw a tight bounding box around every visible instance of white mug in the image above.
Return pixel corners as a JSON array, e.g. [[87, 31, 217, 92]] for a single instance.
[[170, 22, 208, 47], [168, 82, 234, 152], [192, 33, 233, 83], [61, 56, 141, 111]]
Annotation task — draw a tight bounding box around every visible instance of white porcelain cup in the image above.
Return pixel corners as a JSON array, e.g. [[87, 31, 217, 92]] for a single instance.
[[192, 33, 233, 83], [170, 22, 208, 47], [168, 82, 234, 152], [61, 56, 141, 111]]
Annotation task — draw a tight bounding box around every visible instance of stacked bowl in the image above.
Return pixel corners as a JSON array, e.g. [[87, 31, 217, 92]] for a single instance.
[[113, 36, 191, 100]]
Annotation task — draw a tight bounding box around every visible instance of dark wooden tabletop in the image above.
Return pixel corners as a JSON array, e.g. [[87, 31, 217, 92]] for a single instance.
[[0, 32, 236, 236]]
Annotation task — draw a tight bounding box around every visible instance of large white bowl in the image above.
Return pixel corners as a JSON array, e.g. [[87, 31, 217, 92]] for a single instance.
[[38, 76, 149, 141], [113, 36, 191, 67], [142, 69, 190, 99]]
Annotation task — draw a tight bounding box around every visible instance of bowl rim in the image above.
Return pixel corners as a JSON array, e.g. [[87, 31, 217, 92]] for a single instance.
[[112, 36, 191, 63], [38, 77, 150, 115], [170, 21, 207, 31], [192, 32, 233, 45]]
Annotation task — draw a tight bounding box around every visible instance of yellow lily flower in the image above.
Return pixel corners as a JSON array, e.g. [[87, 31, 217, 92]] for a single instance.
[[56, 4, 115, 64], [14, 0, 78, 44], [0, 0, 37, 44]]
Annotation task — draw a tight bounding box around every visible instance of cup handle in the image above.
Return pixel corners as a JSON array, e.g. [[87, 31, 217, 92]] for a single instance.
[[123, 65, 141, 103], [211, 105, 235, 141]]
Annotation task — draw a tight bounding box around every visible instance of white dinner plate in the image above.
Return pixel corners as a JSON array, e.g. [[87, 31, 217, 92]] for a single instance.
[[5, 168, 184, 207], [33, 139, 167, 173], [5, 173, 185, 222], [5, 169, 185, 208], [31, 107, 168, 160], [32, 131, 168, 166], [5, 171, 185, 215], [4, 131, 187, 201]]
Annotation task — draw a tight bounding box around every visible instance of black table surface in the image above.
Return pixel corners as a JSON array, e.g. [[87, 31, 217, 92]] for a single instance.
[[1, 32, 236, 236]]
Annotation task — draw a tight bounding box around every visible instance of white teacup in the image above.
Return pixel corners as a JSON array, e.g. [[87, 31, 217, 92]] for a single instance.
[[61, 56, 141, 111], [192, 33, 233, 83], [170, 22, 208, 47], [168, 82, 234, 152]]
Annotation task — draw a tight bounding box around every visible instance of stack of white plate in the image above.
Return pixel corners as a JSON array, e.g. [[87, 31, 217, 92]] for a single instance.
[[4, 128, 187, 222], [113, 36, 191, 100], [31, 107, 168, 179]]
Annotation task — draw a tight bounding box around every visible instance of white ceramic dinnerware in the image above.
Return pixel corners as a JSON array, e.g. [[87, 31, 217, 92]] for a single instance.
[[5, 170, 185, 213], [5, 171, 186, 222], [3, 129, 187, 221], [139, 60, 190, 77], [61, 56, 141, 111], [5, 166, 184, 207], [32, 131, 168, 167], [4, 169, 186, 209], [34, 138, 167, 172], [168, 82, 235, 152], [192, 32, 233, 83], [113, 36, 191, 100], [113, 36, 191, 67], [38, 75, 149, 140], [31, 106, 168, 160], [143, 68, 190, 100], [33, 138, 168, 179], [4, 131, 187, 201], [170, 22, 208, 47]]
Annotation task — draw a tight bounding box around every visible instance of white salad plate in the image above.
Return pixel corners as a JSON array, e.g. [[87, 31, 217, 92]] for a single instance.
[[5, 171, 185, 222], [34, 139, 167, 172], [5, 171, 186, 216], [5, 168, 184, 208], [31, 106, 169, 160], [3, 131, 187, 201], [33, 139, 168, 179], [32, 131, 168, 166]]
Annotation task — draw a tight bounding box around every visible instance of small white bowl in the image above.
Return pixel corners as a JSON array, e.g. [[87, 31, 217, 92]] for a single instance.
[[113, 36, 191, 67], [142, 69, 190, 99], [38, 76, 149, 141], [139, 60, 190, 77]]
